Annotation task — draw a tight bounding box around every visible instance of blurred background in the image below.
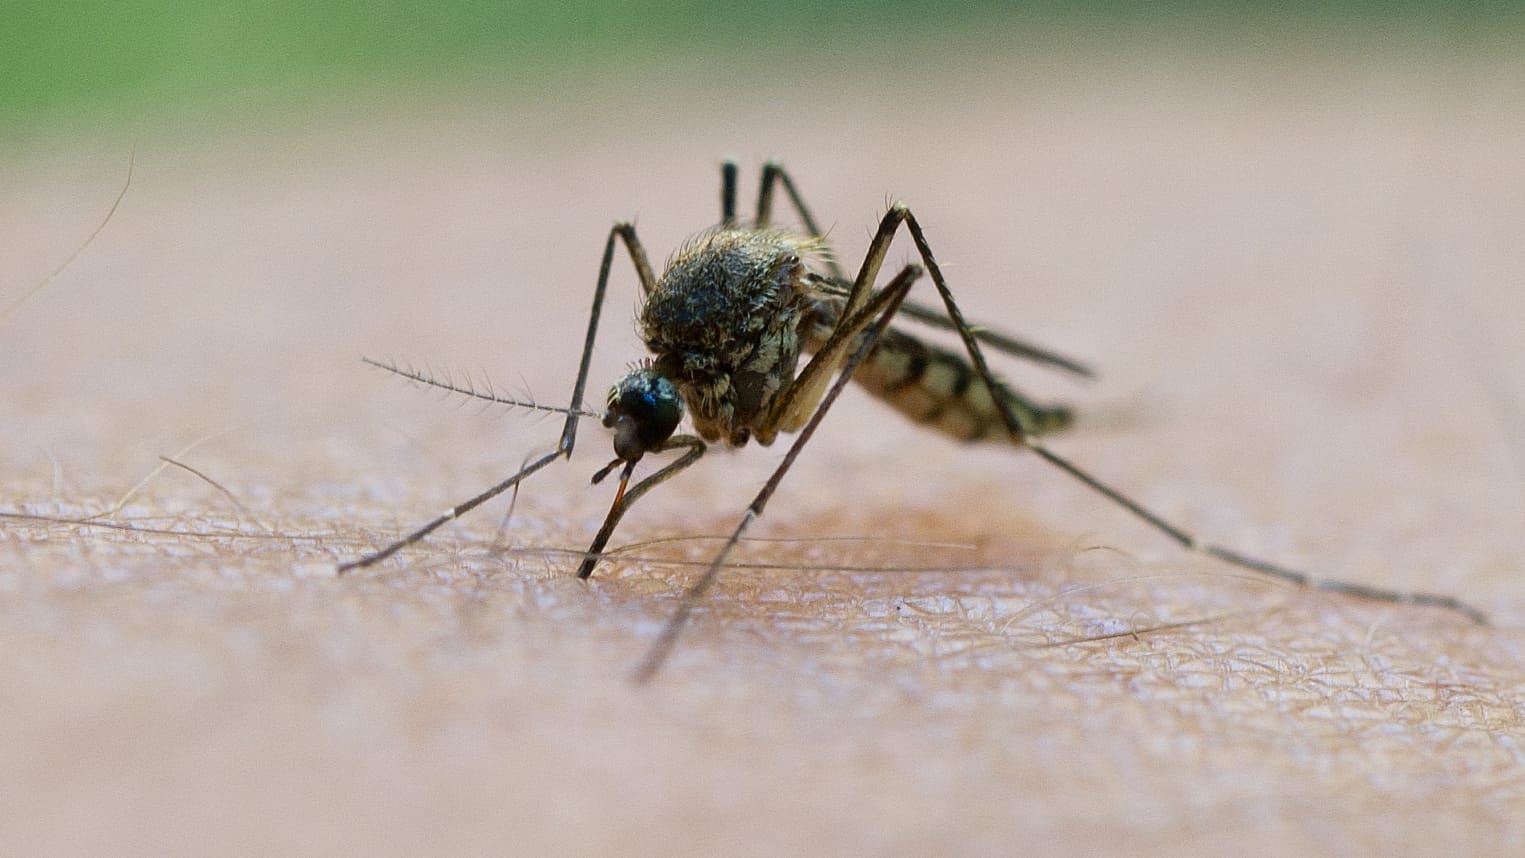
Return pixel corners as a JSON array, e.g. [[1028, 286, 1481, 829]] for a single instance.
[[5, 2, 1522, 133]]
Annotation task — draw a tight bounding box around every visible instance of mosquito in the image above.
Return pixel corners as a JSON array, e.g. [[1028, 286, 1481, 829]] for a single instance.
[[342, 161, 1487, 681]]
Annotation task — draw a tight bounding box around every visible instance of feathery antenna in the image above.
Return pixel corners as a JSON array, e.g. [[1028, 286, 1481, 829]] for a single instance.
[[362, 357, 602, 419]]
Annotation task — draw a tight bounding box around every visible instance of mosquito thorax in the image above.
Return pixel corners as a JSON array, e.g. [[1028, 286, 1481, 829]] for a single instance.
[[639, 228, 821, 447], [604, 367, 684, 461]]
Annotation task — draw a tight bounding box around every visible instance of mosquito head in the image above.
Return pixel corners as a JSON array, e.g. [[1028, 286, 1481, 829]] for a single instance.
[[604, 367, 684, 462]]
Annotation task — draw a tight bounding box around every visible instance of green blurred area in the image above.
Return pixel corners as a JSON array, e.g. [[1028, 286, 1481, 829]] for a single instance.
[[3, 1, 1518, 129]]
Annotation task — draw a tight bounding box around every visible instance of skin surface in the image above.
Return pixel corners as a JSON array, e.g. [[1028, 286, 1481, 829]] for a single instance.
[[3, 49, 1524, 855]]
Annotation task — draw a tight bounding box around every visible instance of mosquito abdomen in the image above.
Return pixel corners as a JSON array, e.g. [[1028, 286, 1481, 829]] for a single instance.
[[834, 325, 1072, 442]]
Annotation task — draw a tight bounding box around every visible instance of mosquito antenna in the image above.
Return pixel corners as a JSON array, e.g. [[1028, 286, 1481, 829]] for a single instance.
[[362, 357, 601, 419], [340, 222, 659, 573]]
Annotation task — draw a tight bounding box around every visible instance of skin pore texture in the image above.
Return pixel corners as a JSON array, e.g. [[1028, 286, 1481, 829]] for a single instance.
[[3, 51, 1523, 855]]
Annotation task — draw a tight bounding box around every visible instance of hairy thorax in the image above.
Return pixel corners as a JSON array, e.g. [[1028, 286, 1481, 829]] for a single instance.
[[641, 228, 823, 446]]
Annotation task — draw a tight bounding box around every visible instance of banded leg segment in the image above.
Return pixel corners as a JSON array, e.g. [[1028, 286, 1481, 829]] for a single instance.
[[339, 222, 657, 573]]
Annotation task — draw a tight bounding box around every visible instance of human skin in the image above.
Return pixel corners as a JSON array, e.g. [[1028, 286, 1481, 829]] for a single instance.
[[2, 51, 1523, 855]]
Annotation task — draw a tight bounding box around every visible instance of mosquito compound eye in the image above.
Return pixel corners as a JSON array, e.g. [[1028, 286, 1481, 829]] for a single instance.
[[605, 369, 684, 461]]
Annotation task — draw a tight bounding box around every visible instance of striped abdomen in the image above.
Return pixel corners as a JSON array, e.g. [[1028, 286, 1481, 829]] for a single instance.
[[818, 323, 1073, 442]]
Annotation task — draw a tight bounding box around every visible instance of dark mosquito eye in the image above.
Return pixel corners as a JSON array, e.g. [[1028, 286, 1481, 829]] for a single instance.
[[605, 369, 683, 460], [618, 384, 682, 445]]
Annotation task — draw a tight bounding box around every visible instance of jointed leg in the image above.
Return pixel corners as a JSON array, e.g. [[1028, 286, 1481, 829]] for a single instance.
[[748, 162, 1093, 378], [1027, 453, 1488, 623], [720, 162, 738, 227], [339, 222, 657, 573], [632, 264, 923, 682], [865, 204, 1487, 623], [754, 162, 847, 274], [636, 195, 1484, 679]]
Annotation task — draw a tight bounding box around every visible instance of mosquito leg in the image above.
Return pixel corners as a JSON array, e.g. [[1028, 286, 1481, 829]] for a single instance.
[[339, 222, 658, 573], [887, 302, 1096, 379], [755, 162, 847, 280], [1027, 451, 1489, 624], [632, 265, 922, 682], [721, 161, 739, 227], [757, 164, 1095, 379], [337, 450, 566, 573], [877, 203, 1486, 624]]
